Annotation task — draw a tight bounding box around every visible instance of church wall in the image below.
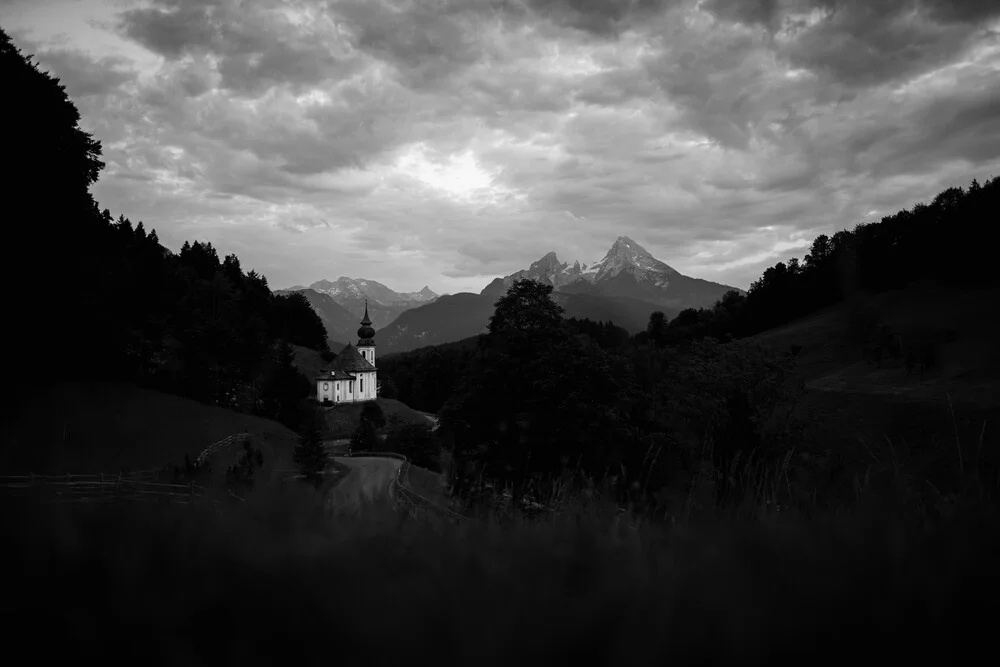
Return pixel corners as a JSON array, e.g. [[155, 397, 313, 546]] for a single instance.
[[317, 381, 334, 403]]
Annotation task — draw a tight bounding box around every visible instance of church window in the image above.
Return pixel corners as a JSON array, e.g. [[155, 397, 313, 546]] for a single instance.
[[360, 377, 364, 392], [323, 382, 329, 390]]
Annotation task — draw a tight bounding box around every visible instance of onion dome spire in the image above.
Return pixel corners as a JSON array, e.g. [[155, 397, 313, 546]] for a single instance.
[[357, 299, 376, 343]]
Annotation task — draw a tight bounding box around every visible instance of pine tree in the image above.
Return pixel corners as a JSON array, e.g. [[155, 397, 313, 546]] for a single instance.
[[294, 414, 329, 487]]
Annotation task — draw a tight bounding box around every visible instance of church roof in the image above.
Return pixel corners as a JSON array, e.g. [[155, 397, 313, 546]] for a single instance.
[[317, 368, 354, 382], [326, 343, 376, 373]]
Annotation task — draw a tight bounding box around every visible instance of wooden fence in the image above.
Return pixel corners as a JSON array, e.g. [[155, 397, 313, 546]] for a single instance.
[[0, 472, 225, 509], [195, 433, 251, 467], [0, 432, 257, 510]]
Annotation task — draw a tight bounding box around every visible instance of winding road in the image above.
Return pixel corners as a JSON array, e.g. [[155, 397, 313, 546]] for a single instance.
[[324, 456, 403, 513]]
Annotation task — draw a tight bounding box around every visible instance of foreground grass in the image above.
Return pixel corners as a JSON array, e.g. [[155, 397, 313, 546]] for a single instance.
[[3, 483, 997, 665]]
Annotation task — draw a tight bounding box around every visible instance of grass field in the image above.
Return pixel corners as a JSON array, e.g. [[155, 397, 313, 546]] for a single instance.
[[1, 382, 301, 477], [749, 287, 1000, 508], [402, 462, 451, 507], [753, 286, 1000, 402], [321, 397, 430, 438], [4, 483, 997, 663]]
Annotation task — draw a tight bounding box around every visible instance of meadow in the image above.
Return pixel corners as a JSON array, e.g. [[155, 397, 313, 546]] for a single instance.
[[3, 472, 996, 665]]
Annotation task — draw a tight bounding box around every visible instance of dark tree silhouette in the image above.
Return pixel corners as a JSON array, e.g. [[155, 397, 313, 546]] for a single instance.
[[647, 311, 669, 347], [3, 28, 107, 385], [350, 419, 379, 453], [2, 29, 328, 425], [360, 401, 386, 430], [294, 413, 329, 487], [488, 278, 565, 335]]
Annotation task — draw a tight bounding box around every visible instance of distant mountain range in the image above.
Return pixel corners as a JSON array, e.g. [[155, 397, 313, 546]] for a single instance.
[[278, 277, 439, 331], [379, 236, 741, 354], [278, 237, 740, 354]]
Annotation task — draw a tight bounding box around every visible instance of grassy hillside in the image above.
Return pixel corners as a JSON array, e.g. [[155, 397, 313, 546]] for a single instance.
[[321, 398, 430, 439], [753, 286, 1000, 402], [1, 382, 301, 476], [750, 286, 1000, 504]]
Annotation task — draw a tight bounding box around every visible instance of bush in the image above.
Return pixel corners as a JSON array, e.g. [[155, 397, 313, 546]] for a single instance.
[[226, 441, 264, 494], [384, 423, 440, 471], [360, 401, 386, 429], [350, 419, 379, 453]]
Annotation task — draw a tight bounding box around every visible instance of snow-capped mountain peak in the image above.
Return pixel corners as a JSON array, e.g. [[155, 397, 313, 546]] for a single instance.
[[582, 236, 680, 285]]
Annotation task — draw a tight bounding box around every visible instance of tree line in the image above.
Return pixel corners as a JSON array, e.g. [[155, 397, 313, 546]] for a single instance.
[[637, 176, 1000, 347], [384, 174, 998, 515], [3, 28, 325, 435]]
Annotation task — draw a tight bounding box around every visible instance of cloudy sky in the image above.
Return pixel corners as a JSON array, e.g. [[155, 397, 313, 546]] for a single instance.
[[3, 0, 999, 294]]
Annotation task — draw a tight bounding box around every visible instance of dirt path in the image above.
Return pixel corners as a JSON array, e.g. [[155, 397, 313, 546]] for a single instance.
[[324, 456, 402, 513]]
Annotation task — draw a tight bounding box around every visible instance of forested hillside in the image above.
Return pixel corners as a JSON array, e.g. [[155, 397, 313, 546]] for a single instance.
[[636, 177, 1000, 346], [381, 176, 1000, 516], [2, 28, 325, 434]]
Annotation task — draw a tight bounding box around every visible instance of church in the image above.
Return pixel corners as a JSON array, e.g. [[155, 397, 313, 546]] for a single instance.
[[315, 302, 378, 405]]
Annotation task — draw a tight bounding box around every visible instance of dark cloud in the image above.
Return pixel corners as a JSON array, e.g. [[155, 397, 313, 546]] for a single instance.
[[701, 0, 1000, 91], [117, 0, 221, 58], [9, 0, 997, 294], [700, 0, 781, 28], [705, 0, 1000, 30], [780, 4, 972, 89], [523, 0, 676, 36], [866, 87, 1000, 178], [334, 0, 485, 89], [119, 0, 352, 94]]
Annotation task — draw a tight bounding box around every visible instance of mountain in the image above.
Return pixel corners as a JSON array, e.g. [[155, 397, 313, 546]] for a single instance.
[[273, 288, 353, 348], [296, 277, 439, 329], [481, 252, 587, 296], [484, 236, 739, 310], [378, 292, 498, 354], [302, 237, 741, 354]]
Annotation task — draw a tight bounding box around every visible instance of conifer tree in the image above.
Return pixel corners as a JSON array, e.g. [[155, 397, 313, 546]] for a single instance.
[[294, 413, 329, 487]]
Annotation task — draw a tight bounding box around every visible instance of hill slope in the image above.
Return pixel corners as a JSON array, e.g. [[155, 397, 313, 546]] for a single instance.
[[750, 286, 1000, 494], [2, 382, 301, 476], [752, 286, 1000, 403], [378, 292, 496, 354]]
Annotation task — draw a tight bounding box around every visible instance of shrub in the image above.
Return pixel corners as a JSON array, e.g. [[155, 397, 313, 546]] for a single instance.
[[384, 423, 440, 471], [360, 401, 386, 429], [226, 441, 264, 494], [350, 419, 379, 453]]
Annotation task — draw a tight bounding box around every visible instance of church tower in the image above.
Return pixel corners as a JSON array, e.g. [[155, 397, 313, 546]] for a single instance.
[[357, 300, 376, 367]]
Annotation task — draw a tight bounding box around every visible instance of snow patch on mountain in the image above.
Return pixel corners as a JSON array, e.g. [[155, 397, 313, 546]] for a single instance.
[[501, 236, 681, 291]]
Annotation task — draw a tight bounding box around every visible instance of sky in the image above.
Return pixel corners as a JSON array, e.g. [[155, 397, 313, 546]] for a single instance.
[[2, 0, 999, 294]]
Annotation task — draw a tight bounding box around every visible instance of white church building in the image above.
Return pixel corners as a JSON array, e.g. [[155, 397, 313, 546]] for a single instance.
[[315, 302, 378, 404]]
